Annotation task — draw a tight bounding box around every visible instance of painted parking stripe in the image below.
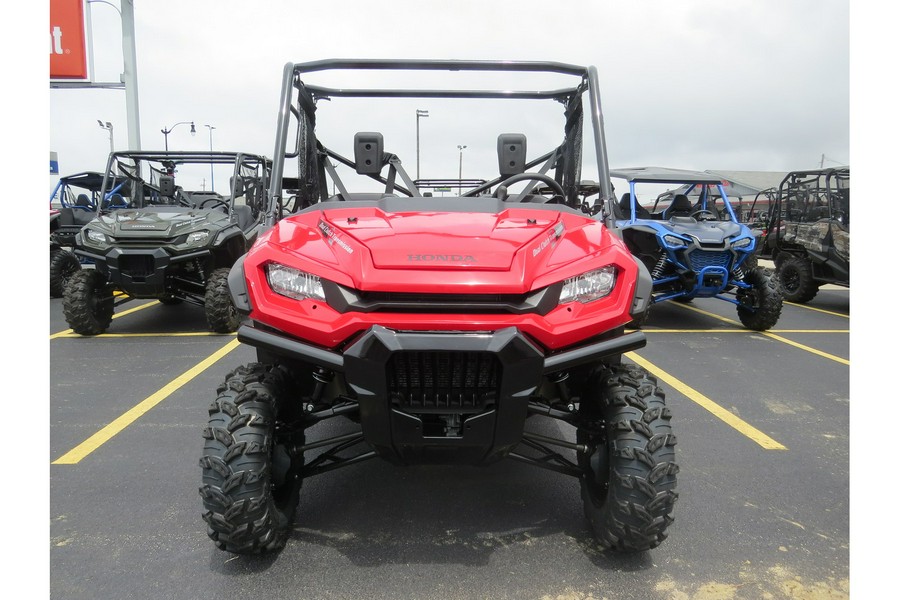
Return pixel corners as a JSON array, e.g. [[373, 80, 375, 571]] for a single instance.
[[52, 338, 241, 465], [783, 302, 849, 318], [674, 303, 849, 365], [625, 351, 787, 450]]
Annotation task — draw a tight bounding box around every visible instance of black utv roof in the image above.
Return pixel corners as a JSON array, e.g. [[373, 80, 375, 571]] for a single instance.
[[610, 167, 725, 185], [58, 171, 112, 192]]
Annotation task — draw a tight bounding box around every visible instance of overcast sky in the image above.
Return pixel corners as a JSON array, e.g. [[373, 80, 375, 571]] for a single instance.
[[42, 0, 851, 196]]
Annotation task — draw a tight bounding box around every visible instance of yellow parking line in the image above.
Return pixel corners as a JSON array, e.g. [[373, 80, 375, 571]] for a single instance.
[[625, 351, 787, 450], [55, 332, 232, 338], [762, 332, 850, 366], [674, 303, 849, 365], [784, 302, 849, 318], [52, 338, 242, 465], [49, 300, 160, 339]]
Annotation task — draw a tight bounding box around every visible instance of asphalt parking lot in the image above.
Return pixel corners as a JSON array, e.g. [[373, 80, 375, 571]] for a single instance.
[[49, 285, 850, 600]]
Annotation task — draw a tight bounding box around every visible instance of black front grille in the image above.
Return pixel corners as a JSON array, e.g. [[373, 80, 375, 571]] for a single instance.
[[388, 351, 501, 413], [355, 291, 530, 314], [687, 249, 731, 271], [119, 254, 156, 278]]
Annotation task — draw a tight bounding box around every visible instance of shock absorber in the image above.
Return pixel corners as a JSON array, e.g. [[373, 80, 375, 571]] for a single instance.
[[651, 254, 668, 279], [304, 368, 334, 413], [733, 263, 745, 280], [549, 371, 575, 412]]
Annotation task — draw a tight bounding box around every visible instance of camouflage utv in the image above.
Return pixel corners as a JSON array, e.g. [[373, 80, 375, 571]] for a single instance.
[[760, 167, 849, 303]]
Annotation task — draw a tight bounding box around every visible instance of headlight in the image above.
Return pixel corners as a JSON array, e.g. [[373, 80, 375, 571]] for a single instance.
[[185, 230, 210, 247], [732, 236, 754, 249], [84, 228, 110, 248], [266, 263, 326, 301], [663, 234, 689, 248], [559, 266, 617, 304]]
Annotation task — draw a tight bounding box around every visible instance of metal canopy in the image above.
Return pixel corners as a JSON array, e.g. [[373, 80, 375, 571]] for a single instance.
[[610, 167, 725, 185]]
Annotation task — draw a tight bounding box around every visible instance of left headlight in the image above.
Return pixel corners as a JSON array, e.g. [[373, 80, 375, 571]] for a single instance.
[[266, 262, 326, 301], [559, 266, 617, 304]]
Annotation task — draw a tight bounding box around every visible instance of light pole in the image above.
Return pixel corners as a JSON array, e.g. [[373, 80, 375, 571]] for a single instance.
[[204, 124, 216, 191], [161, 121, 196, 151], [97, 120, 114, 154], [416, 109, 429, 180], [457, 144, 467, 195]]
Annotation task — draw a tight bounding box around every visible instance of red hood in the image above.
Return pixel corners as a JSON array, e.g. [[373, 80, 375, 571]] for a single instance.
[[254, 205, 620, 294]]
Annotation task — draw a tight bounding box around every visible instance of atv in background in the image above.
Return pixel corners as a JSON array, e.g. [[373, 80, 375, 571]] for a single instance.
[[609, 167, 782, 330], [49, 171, 130, 297], [200, 59, 676, 557], [63, 151, 272, 335], [759, 167, 849, 303]]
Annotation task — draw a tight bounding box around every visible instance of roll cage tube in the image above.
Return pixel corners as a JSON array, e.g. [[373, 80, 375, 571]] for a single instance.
[[266, 59, 616, 224]]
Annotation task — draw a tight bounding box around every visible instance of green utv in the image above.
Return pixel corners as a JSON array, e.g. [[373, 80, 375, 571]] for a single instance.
[[63, 151, 271, 335]]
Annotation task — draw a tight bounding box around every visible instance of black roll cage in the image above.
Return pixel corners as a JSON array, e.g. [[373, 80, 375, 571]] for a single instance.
[[266, 59, 615, 226], [98, 150, 272, 214]]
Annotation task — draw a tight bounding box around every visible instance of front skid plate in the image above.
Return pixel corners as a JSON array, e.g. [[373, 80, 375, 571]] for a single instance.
[[343, 326, 545, 465]]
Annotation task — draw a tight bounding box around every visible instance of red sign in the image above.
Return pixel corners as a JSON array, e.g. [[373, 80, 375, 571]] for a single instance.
[[50, 0, 88, 80]]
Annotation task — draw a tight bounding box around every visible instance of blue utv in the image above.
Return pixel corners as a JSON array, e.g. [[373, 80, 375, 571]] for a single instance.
[[49, 171, 130, 297], [609, 167, 782, 330]]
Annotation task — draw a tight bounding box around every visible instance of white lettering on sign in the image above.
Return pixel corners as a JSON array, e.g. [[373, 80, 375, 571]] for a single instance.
[[50, 26, 64, 55]]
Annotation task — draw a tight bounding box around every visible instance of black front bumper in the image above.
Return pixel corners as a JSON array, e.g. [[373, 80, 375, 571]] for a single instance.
[[239, 324, 645, 465], [76, 247, 210, 297]]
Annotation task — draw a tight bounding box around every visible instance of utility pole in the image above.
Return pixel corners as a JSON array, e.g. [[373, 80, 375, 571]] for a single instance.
[[98, 120, 114, 154], [416, 109, 429, 180], [457, 144, 466, 195], [205, 124, 216, 191]]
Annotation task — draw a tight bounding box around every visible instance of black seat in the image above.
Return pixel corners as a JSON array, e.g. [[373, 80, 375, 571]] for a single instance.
[[75, 193, 92, 209], [232, 205, 255, 231], [665, 194, 693, 219], [618, 193, 633, 218], [619, 193, 652, 219]]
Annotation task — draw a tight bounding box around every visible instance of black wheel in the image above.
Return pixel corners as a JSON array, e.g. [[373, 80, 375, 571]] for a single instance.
[[736, 267, 783, 330], [205, 267, 240, 333], [62, 269, 114, 335], [577, 364, 678, 553], [200, 363, 304, 554], [50, 247, 81, 298], [777, 255, 819, 303]]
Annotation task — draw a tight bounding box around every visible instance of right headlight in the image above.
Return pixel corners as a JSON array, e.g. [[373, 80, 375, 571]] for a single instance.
[[559, 266, 617, 304], [83, 228, 111, 249], [663, 234, 689, 248]]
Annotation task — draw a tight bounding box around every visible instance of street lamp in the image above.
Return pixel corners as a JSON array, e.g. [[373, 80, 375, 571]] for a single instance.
[[97, 120, 114, 154], [457, 144, 467, 195], [161, 121, 196, 151], [416, 109, 429, 180], [204, 124, 216, 191]]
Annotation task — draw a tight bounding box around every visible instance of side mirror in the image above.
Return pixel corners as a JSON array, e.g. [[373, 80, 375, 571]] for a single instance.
[[497, 133, 527, 177], [159, 175, 176, 196], [354, 132, 385, 175]]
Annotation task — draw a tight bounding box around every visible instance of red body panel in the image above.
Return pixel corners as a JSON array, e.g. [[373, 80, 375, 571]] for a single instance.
[[243, 206, 638, 351]]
